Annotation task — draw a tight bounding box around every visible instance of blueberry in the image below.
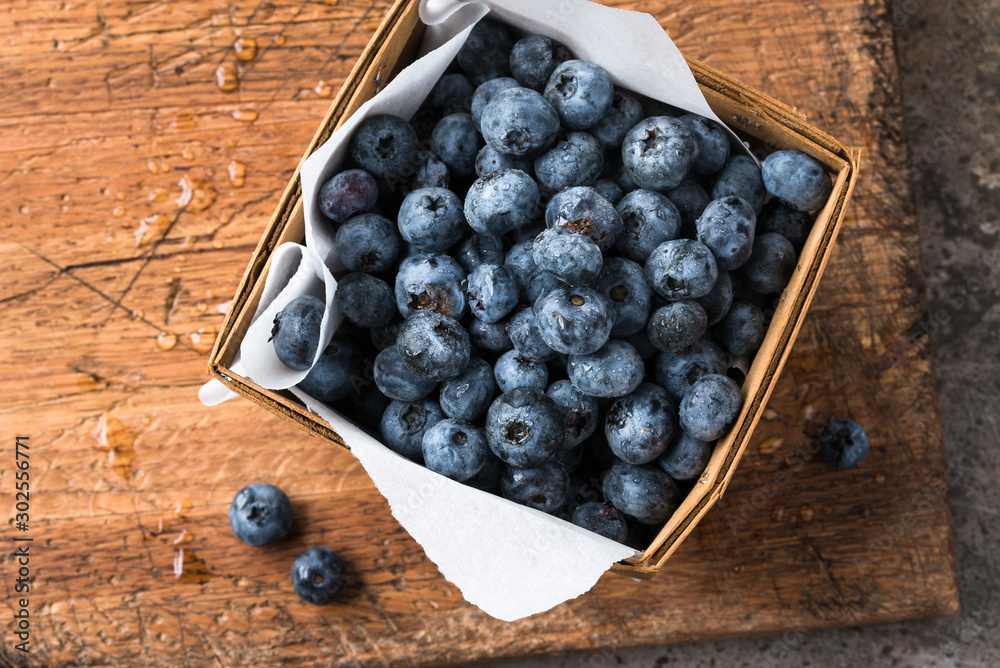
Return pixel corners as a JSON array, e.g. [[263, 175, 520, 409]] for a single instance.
[[229, 483, 293, 546], [590, 91, 645, 149], [396, 312, 470, 382], [407, 151, 450, 193], [693, 269, 733, 327], [712, 155, 767, 213], [622, 116, 699, 191], [430, 73, 475, 115], [678, 113, 730, 175], [469, 316, 514, 353], [757, 200, 811, 251], [455, 233, 505, 273], [501, 461, 570, 514], [665, 179, 712, 235], [335, 272, 395, 328], [563, 474, 604, 516], [533, 131, 604, 192], [297, 333, 363, 403], [485, 387, 565, 467], [410, 103, 442, 142], [605, 384, 677, 465], [471, 77, 520, 130], [291, 546, 348, 605], [533, 285, 614, 354], [370, 318, 403, 350], [466, 449, 505, 492], [567, 340, 644, 398], [380, 398, 446, 461], [334, 213, 402, 274], [373, 345, 437, 401], [614, 189, 682, 262], [762, 149, 831, 212], [717, 300, 764, 357], [439, 358, 496, 421], [653, 339, 727, 402], [394, 253, 467, 319], [397, 187, 465, 252], [494, 349, 549, 393], [351, 380, 392, 422], [504, 238, 539, 292], [430, 113, 482, 179], [421, 419, 488, 481], [571, 502, 628, 542], [318, 169, 378, 223], [552, 442, 585, 473], [350, 114, 421, 181], [456, 19, 514, 85], [546, 379, 599, 449], [657, 430, 713, 481], [270, 295, 324, 370], [696, 196, 757, 271], [591, 178, 624, 204], [678, 374, 742, 441], [509, 34, 572, 92], [602, 461, 680, 525], [601, 149, 639, 193], [625, 327, 659, 359], [594, 257, 652, 337], [545, 186, 623, 251], [531, 227, 603, 286], [647, 301, 708, 353], [543, 60, 614, 131], [467, 263, 519, 323], [480, 87, 560, 157], [740, 232, 796, 294], [645, 239, 718, 301], [506, 306, 558, 361], [475, 144, 533, 177], [818, 418, 870, 469], [588, 430, 619, 470], [464, 168, 540, 236]]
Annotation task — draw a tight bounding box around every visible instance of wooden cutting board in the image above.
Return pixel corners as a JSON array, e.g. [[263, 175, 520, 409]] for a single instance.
[[0, 0, 958, 665]]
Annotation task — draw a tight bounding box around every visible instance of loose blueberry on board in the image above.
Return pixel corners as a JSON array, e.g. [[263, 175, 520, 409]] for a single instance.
[[455, 233, 505, 274], [712, 155, 767, 213], [395, 312, 470, 382], [693, 269, 734, 327], [439, 358, 497, 422], [318, 169, 378, 223], [678, 113, 730, 175], [229, 483, 293, 547], [297, 334, 363, 404], [506, 306, 558, 362], [545, 186, 623, 251], [645, 238, 719, 301], [740, 232, 797, 295], [531, 226, 604, 286], [717, 300, 765, 357], [653, 338, 728, 403], [533, 131, 605, 192], [349, 114, 421, 181], [602, 461, 681, 525], [334, 213, 402, 274], [679, 373, 742, 441], [397, 187, 466, 252], [818, 418, 870, 469], [594, 257, 652, 337], [761, 149, 832, 212], [757, 199, 812, 251], [509, 34, 572, 92], [485, 387, 565, 468], [647, 301, 709, 353], [394, 253, 467, 319], [291, 546, 349, 605], [430, 73, 476, 115], [380, 398, 446, 461], [666, 179, 712, 235], [422, 419, 489, 482], [534, 285, 615, 355], [469, 316, 514, 353], [464, 168, 540, 236], [430, 113, 483, 179], [591, 178, 624, 205], [543, 60, 614, 131], [567, 339, 645, 398], [501, 460, 571, 514], [571, 502, 628, 542], [334, 272, 395, 329], [590, 91, 645, 149], [695, 196, 757, 271], [456, 19, 514, 85], [471, 77, 521, 130], [373, 345, 437, 402], [545, 380, 599, 449], [494, 349, 550, 393], [467, 263, 520, 324], [474, 144, 533, 177], [657, 430, 714, 481], [480, 87, 560, 157], [270, 295, 324, 371], [621, 116, 699, 191], [605, 383, 677, 465], [614, 189, 683, 263]]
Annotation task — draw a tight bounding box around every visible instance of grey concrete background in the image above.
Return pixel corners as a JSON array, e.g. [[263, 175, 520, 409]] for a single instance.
[[492, 1, 1000, 665]]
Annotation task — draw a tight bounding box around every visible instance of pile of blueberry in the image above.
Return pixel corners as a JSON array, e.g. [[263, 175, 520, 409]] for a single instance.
[[269, 19, 832, 546]]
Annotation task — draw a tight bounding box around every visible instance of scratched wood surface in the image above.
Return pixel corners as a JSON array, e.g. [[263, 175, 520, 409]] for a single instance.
[[0, 0, 958, 666]]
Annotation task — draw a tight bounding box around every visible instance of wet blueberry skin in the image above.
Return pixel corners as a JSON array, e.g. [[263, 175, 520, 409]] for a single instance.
[[594, 257, 651, 337], [761, 149, 832, 212], [334, 213, 402, 274], [590, 91, 645, 149], [712, 155, 767, 213], [395, 311, 470, 382], [370, 318, 403, 351], [456, 19, 514, 85], [380, 398, 446, 461], [494, 349, 549, 393], [533, 131, 604, 193], [464, 168, 540, 237], [622, 116, 699, 191], [439, 358, 496, 421], [666, 179, 712, 236], [297, 333, 364, 403], [430, 113, 482, 179], [407, 151, 450, 193], [614, 189, 683, 263], [818, 418, 870, 469], [229, 483, 293, 546], [350, 114, 421, 181], [373, 345, 437, 401], [625, 327, 659, 359], [431, 73, 476, 115], [693, 269, 733, 326], [504, 239, 539, 296], [657, 430, 713, 480], [757, 199, 812, 251], [480, 87, 561, 157], [531, 226, 604, 286], [591, 178, 624, 205], [455, 232, 505, 274], [471, 77, 520, 130], [545, 379, 599, 449], [645, 238, 719, 301], [567, 339, 645, 398], [506, 306, 558, 361], [509, 34, 572, 92], [545, 186, 623, 251], [679, 373, 742, 441], [318, 169, 379, 223], [552, 442, 585, 473], [467, 263, 520, 323], [543, 60, 614, 131], [678, 113, 730, 175], [485, 387, 566, 468], [647, 301, 708, 353], [572, 502, 628, 542], [474, 144, 533, 178], [469, 316, 514, 353], [605, 383, 677, 465], [534, 285, 615, 355], [465, 449, 505, 492], [394, 253, 467, 319], [602, 461, 681, 525], [291, 546, 348, 605], [718, 300, 765, 357], [601, 149, 639, 193], [397, 187, 467, 253], [740, 232, 797, 295], [422, 419, 489, 482], [501, 460, 570, 514], [653, 338, 728, 402], [696, 196, 757, 271], [271, 295, 324, 371]]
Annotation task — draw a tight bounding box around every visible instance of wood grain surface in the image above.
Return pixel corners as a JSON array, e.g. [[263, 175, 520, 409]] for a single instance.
[[0, 0, 958, 666]]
